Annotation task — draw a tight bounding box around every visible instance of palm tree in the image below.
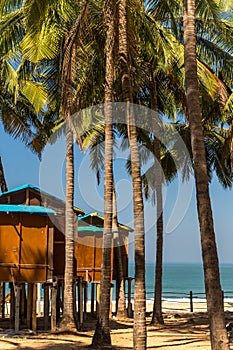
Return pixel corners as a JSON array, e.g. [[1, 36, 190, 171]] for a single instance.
[[0, 157, 8, 193], [92, 0, 116, 347], [118, 0, 147, 348], [183, 0, 229, 349], [1, 0, 94, 329], [112, 185, 127, 318]]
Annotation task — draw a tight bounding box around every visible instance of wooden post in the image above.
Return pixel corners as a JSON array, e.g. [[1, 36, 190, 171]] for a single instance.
[[2, 282, 6, 318], [96, 283, 100, 318], [15, 285, 21, 331], [10, 283, 15, 327], [78, 277, 83, 327], [222, 290, 224, 303], [31, 283, 37, 332], [190, 291, 193, 312], [127, 278, 133, 318], [43, 284, 50, 331], [47, 224, 54, 283], [73, 281, 77, 319], [56, 281, 61, 324], [37, 283, 41, 315], [0, 283, 2, 319], [51, 282, 57, 332], [20, 283, 26, 323], [2, 282, 5, 318], [27, 283, 33, 328], [83, 282, 87, 321], [91, 283, 95, 315], [61, 280, 64, 316], [109, 283, 113, 318]]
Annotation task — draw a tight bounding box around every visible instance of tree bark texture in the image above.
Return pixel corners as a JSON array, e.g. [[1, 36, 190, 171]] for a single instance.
[[92, 0, 116, 347], [150, 72, 164, 325], [118, 0, 146, 348], [113, 186, 127, 319], [183, 1, 229, 349], [0, 157, 8, 193], [60, 123, 76, 330]]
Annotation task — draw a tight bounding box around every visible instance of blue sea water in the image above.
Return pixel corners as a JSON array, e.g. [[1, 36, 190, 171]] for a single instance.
[[128, 262, 233, 302], [4, 263, 233, 303]]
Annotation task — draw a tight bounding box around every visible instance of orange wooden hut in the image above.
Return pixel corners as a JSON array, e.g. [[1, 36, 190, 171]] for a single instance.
[[77, 212, 131, 283], [0, 184, 132, 329], [0, 184, 84, 283], [0, 185, 131, 283]]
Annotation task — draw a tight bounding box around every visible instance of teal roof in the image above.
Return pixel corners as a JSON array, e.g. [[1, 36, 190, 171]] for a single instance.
[[0, 204, 56, 215], [0, 184, 85, 214], [0, 184, 41, 196], [78, 212, 98, 221], [78, 212, 132, 232], [78, 226, 103, 232]]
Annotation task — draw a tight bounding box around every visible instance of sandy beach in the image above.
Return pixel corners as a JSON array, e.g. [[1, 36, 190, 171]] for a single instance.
[[0, 300, 233, 349]]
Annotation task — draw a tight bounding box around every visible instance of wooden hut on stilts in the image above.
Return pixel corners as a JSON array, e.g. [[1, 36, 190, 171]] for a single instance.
[[0, 184, 132, 332]]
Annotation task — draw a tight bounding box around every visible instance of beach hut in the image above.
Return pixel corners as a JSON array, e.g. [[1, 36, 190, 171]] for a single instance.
[[77, 212, 132, 317], [0, 184, 84, 330], [0, 204, 56, 283], [0, 184, 132, 327], [0, 184, 85, 282], [77, 212, 131, 282]]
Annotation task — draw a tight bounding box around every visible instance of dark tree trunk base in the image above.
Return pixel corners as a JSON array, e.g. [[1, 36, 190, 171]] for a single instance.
[[115, 311, 127, 321], [151, 312, 164, 325], [59, 314, 77, 332], [91, 319, 112, 349]]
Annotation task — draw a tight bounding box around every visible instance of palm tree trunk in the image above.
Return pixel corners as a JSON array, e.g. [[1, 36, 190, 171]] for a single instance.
[[183, 1, 229, 349], [0, 157, 8, 193], [113, 185, 127, 319], [150, 71, 164, 325], [118, 0, 146, 348], [59, 29, 79, 332], [60, 122, 76, 330], [92, 1, 116, 347]]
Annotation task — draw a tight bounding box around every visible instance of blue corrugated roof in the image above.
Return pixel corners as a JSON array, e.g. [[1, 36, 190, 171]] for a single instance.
[[0, 184, 85, 214], [78, 212, 99, 221], [0, 184, 40, 197], [0, 204, 56, 215], [78, 226, 103, 232], [78, 212, 132, 232]]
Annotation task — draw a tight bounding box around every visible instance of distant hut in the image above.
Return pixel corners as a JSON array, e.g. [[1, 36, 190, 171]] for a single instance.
[[77, 212, 131, 283]]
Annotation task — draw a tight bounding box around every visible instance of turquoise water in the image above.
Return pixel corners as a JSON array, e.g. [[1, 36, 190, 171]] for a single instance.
[[4, 263, 233, 302], [128, 263, 233, 301]]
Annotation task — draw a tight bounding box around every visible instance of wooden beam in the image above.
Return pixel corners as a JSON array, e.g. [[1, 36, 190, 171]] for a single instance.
[[127, 278, 133, 318], [43, 284, 50, 331], [109, 283, 113, 319], [96, 283, 100, 318], [37, 283, 41, 316], [91, 283, 95, 315], [25, 188, 30, 205], [27, 283, 33, 328], [47, 220, 54, 283], [77, 278, 83, 327], [32, 283, 37, 332], [20, 283, 26, 323], [15, 285, 21, 331], [51, 282, 57, 332], [10, 283, 15, 328], [83, 282, 87, 321], [1, 283, 5, 318]]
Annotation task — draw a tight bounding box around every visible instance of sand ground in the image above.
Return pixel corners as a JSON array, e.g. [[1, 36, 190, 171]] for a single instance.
[[0, 301, 233, 349]]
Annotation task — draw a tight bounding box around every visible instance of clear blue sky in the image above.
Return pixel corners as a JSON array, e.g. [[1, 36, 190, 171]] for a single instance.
[[1, 123, 233, 264]]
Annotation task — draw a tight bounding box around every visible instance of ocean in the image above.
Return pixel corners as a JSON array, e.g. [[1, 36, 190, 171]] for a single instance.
[[127, 262, 233, 302], [3, 263, 233, 304]]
